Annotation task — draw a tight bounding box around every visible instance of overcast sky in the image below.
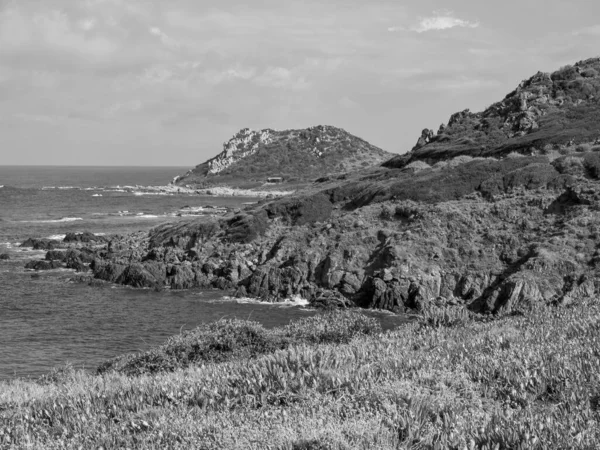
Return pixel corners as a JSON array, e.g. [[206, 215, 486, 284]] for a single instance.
[[0, 0, 599, 166]]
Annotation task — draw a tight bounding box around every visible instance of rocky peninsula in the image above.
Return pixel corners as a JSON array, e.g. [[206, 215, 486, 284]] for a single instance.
[[20, 58, 600, 316]]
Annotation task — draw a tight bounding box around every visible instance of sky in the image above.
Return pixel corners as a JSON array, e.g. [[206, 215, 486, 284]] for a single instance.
[[0, 0, 599, 166]]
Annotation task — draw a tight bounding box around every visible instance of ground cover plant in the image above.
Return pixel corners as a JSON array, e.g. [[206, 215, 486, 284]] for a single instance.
[[2, 303, 599, 449]]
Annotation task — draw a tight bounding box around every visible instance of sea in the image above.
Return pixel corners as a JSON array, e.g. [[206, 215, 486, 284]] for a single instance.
[[0, 166, 405, 381]]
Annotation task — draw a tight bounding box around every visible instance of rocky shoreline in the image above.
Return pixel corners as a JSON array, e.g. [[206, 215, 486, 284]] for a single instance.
[[18, 58, 600, 315], [19, 154, 600, 315]]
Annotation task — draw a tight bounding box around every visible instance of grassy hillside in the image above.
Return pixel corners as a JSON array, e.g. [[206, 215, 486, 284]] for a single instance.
[[2, 305, 599, 448]]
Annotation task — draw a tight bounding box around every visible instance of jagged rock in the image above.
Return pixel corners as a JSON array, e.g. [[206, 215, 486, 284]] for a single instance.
[[45, 250, 66, 261], [25, 260, 63, 271], [64, 232, 105, 243], [414, 129, 435, 149], [310, 289, 353, 309], [116, 263, 162, 289], [20, 238, 61, 250]]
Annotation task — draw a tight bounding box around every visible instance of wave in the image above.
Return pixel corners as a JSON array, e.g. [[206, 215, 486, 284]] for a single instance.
[[135, 214, 160, 219], [41, 186, 80, 191], [46, 234, 66, 240], [21, 217, 83, 224], [222, 295, 310, 307], [92, 194, 103, 197]]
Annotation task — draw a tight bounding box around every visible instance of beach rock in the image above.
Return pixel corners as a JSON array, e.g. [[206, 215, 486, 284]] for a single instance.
[[116, 263, 162, 289], [310, 289, 354, 309], [20, 238, 61, 250], [25, 260, 63, 271], [64, 231, 104, 243], [45, 250, 66, 261]]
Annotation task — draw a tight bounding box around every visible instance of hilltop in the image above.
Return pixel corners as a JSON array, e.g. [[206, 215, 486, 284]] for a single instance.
[[172, 125, 392, 189], [385, 57, 600, 168]]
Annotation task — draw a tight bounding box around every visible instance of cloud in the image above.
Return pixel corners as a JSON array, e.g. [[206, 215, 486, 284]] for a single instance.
[[202, 66, 258, 85], [339, 96, 358, 109], [106, 99, 143, 116], [78, 18, 97, 31], [416, 76, 500, 92], [573, 25, 600, 36], [0, 7, 117, 62], [149, 26, 180, 49], [412, 12, 479, 33], [253, 67, 310, 91]]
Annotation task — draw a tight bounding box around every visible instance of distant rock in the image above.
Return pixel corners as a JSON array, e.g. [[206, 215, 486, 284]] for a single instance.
[[25, 260, 63, 271], [20, 238, 61, 250], [0, 253, 10, 260], [172, 125, 393, 189], [45, 250, 66, 261], [64, 232, 105, 244]]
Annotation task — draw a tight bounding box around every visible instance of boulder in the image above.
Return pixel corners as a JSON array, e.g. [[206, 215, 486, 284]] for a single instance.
[[0, 253, 10, 260], [20, 238, 61, 250], [64, 232, 104, 243], [25, 260, 63, 271], [45, 250, 66, 261]]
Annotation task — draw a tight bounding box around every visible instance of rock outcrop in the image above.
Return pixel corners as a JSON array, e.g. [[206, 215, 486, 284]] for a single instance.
[[385, 57, 600, 168], [172, 125, 393, 189]]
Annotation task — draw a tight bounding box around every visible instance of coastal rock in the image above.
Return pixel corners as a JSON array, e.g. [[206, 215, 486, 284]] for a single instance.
[[45, 250, 66, 261], [25, 260, 63, 271], [20, 238, 61, 250], [0, 253, 11, 260], [64, 231, 106, 244]]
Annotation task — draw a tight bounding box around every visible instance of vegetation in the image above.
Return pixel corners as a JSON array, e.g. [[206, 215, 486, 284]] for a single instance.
[[2, 303, 599, 448], [98, 311, 381, 376]]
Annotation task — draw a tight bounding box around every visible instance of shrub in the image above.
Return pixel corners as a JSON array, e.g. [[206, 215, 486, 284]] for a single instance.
[[281, 310, 381, 345], [99, 311, 381, 375]]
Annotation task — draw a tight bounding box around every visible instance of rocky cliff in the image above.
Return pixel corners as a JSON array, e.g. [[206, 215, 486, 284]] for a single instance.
[[385, 57, 600, 168], [173, 126, 392, 189], [28, 57, 600, 316]]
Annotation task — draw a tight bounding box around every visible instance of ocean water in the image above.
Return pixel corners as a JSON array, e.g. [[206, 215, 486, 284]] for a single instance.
[[0, 166, 405, 381]]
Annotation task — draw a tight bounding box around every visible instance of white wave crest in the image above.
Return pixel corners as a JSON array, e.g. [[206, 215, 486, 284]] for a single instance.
[[46, 234, 66, 240], [223, 294, 310, 307], [22, 217, 83, 223]]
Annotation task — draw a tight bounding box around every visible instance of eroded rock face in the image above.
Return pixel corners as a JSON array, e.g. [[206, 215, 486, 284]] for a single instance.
[[384, 57, 600, 167], [208, 128, 273, 174], [65, 174, 600, 315], [172, 125, 393, 188]]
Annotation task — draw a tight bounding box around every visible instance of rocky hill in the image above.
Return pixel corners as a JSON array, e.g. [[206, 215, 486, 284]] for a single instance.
[[173, 126, 392, 189], [385, 57, 600, 168], [26, 57, 600, 316]]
